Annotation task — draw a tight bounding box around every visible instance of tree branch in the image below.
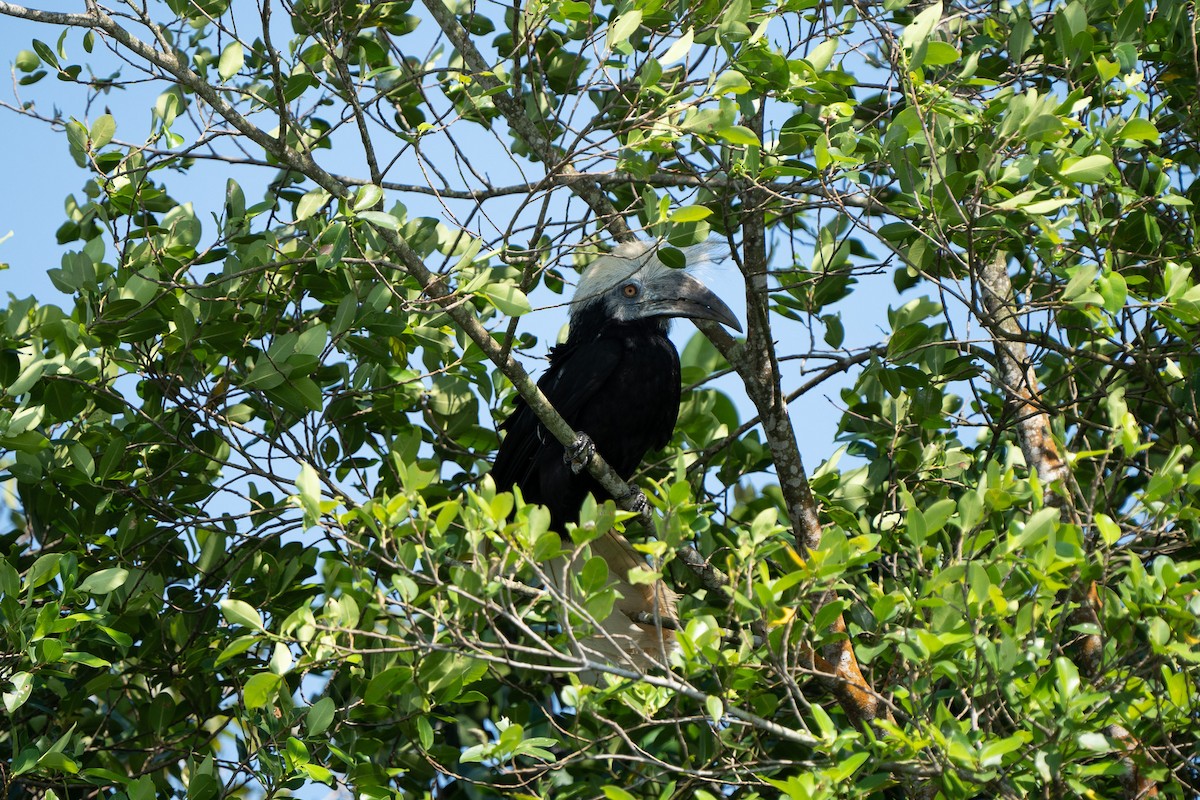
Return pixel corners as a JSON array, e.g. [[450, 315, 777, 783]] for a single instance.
[[974, 249, 1156, 799], [418, 0, 634, 243]]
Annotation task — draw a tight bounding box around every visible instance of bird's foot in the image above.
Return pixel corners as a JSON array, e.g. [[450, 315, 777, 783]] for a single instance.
[[623, 487, 655, 527], [564, 432, 596, 474], [624, 487, 650, 516]]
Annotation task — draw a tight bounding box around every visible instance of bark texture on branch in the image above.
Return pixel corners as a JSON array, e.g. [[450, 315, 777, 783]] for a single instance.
[[976, 253, 1071, 492], [697, 109, 883, 728], [974, 251, 1156, 799]]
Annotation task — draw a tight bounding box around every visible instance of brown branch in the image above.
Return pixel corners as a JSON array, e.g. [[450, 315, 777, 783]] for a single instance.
[[974, 250, 1157, 799], [976, 252, 1071, 494], [695, 107, 885, 729]]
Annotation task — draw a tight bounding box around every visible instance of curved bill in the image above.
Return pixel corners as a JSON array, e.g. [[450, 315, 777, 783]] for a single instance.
[[640, 272, 743, 332]]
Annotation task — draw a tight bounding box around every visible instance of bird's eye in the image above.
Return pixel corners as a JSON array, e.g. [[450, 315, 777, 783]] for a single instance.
[[622, 283, 639, 298]]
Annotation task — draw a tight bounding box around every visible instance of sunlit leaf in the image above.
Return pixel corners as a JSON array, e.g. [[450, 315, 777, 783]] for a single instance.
[[220, 599, 265, 631], [218, 41, 244, 81]]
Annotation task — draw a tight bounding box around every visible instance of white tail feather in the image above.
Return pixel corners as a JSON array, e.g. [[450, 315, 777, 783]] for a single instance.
[[548, 529, 678, 676]]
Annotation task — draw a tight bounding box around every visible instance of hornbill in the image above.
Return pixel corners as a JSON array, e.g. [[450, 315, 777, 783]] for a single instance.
[[492, 241, 741, 671]]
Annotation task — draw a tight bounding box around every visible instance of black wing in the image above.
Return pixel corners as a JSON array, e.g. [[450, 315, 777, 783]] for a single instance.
[[491, 337, 623, 498]]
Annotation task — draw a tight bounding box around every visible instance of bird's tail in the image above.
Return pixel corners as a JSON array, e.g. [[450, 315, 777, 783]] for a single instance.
[[548, 529, 678, 676]]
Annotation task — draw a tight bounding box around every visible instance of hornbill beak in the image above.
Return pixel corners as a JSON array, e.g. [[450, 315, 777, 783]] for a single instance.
[[641, 272, 743, 332]]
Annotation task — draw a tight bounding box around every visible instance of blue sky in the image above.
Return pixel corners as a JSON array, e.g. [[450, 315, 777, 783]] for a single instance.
[[2, 18, 83, 305]]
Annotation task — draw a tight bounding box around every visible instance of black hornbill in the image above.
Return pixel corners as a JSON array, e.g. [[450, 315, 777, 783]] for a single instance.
[[492, 242, 741, 670]]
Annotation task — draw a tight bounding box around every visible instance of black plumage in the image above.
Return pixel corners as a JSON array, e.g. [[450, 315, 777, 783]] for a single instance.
[[491, 305, 682, 530], [490, 242, 741, 670]]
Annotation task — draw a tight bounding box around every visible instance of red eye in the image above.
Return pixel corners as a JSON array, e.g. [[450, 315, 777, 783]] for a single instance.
[[622, 283, 638, 297]]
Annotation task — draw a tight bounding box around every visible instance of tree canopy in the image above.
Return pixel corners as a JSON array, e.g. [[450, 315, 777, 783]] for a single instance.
[[1, 0, 1198, 797]]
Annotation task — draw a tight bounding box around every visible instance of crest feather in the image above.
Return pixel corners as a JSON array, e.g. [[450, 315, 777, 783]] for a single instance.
[[571, 241, 721, 316]]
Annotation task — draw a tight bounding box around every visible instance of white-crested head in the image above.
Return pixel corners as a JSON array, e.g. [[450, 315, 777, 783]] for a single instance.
[[569, 242, 740, 331]]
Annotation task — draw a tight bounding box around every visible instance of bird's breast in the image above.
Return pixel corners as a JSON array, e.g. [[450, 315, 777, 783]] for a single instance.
[[576, 333, 681, 478]]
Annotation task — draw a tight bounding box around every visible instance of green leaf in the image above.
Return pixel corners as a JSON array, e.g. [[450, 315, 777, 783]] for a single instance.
[[357, 210, 400, 231], [307, 697, 336, 736], [669, 205, 713, 223], [218, 41, 244, 81], [1117, 118, 1159, 142], [658, 246, 686, 269], [1094, 513, 1122, 546], [352, 184, 384, 211], [1009, 19, 1033, 61], [78, 567, 129, 594], [1147, 616, 1170, 647], [0, 561, 18, 597], [61, 652, 112, 668], [1024, 113, 1066, 142], [11, 746, 38, 776], [269, 641, 293, 675], [1077, 732, 1111, 752], [603, 788, 637, 800], [580, 555, 609, 593], [924, 41, 960, 64], [37, 752, 80, 774], [100, 627, 133, 647], [482, 284, 532, 316], [460, 743, 489, 764], [1022, 197, 1076, 215], [606, 9, 643, 51], [15, 49, 39, 72], [128, 777, 156, 800], [901, 2, 943, 51], [1007, 507, 1059, 553], [214, 634, 260, 666], [1097, 271, 1127, 313], [713, 70, 751, 95], [659, 28, 693, 65], [717, 125, 760, 146], [1062, 264, 1099, 304], [281, 375, 324, 412], [7, 357, 46, 396], [295, 462, 324, 526], [1060, 155, 1113, 182], [827, 750, 870, 781], [1094, 54, 1119, 82], [301, 763, 333, 784], [286, 736, 310, 765], [809, 701, 836, 739], [705, 695, 723, 724], [32, 39, 59, 68], [296, 189, 330, 221], [243, 672, 283, 709], [294, 322, 328, 360], [26, 553, 62, 589], [807, 38, 838, 72], [823, 314, 844, 347], [90, 114, 115, 149], [3, 672, 33, 713], [980, 733, 1030, 766], [219, 599, 265, 631], [416, 716, 434, 749], [242, 357, 284, 391]]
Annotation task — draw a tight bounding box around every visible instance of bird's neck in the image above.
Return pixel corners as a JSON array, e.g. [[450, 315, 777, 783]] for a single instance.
[[567, 303, 670, 345]]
